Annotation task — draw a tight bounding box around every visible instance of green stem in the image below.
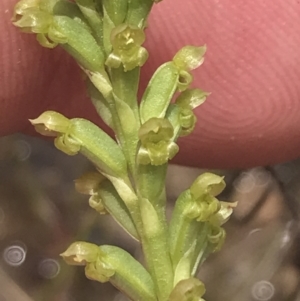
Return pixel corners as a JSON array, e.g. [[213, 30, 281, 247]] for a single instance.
[[111, 66, 141, 124], [109, 66, 141, 177], [139, 197, 174, 301], [105, 94, 138, 176], [74, 0, 104, 50]]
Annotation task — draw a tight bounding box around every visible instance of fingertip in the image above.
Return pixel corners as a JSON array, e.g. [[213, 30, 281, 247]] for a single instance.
[[144, 0, 300, 168]]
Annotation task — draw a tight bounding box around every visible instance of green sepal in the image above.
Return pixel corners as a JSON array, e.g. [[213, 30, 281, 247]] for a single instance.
[[53, 16, 105, 71], [29, 111, 71, 135], [137, 118, 179, 166], [169, 278, 206, 301], [190, 172, 226, 200], [30, 111, 128, 178], [12, 0, 39, 20], [173, 45, 206, 71], [106, 24, 148, 71], [140, 62, 179, 123], [60, 241, 100, 265], [74, 0, 104, 47], [176, 88, 209, 110], [51, 0, 92, 31], [61, 242, 157, 301], [102, 0, 127, 26], [110, 66, 140, 111], [125, 0, 153, 28]]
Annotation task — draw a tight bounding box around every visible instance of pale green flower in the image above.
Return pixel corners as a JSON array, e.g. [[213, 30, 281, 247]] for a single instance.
[[106, 24, 148, 71], [137, 118, 179, 165]]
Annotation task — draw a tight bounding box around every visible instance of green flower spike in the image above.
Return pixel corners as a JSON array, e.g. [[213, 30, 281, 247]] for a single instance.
[[173, 45, 207, 91], [61, 242, 157, 301], [106, 24, 149, 71], [169, 278, 206, 301], [137, 117, 179, 166], [175, 88, 210, 136]]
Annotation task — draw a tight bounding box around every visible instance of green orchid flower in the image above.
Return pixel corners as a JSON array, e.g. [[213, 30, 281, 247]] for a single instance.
[[106, 24, 149, 71], [137, 117, 179, 165]]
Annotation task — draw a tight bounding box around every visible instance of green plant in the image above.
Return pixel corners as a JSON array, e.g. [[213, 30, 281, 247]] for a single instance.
[[12, 1, 236, 300]]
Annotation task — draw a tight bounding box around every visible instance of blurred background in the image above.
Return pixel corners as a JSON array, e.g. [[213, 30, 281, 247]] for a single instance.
[[0, 134, 300, 301]]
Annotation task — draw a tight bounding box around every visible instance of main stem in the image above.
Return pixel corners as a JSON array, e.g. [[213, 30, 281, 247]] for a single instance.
[[107, 74, 174, 301]]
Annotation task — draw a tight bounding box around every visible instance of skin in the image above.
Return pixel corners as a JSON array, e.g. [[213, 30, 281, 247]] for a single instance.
[[1, 0, 300, 169]]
